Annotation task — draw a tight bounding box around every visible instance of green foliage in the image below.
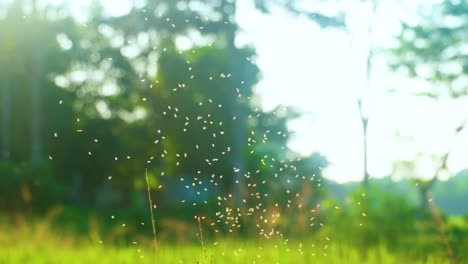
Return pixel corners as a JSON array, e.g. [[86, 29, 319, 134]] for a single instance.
[[390, 0, 468, 98], [0, 160, 63, 210], [149, 44, 258, 182], [254, 0, 346, 28], [0, 0, 328, 222], [445, 216, 468, 260], [322, 185, 418, 249]]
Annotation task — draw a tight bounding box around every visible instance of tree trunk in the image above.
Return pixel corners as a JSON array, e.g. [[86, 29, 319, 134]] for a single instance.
[[222, 0, 247, 209], [358, 0, 380, 187], [1, 72, 12, 160], [358, 99, 370, 187], [30, 43, 44, 162], [417, 184, 431, 216], [362, 115, 369, 187]]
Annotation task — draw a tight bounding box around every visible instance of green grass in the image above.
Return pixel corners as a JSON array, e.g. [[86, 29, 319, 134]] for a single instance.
[[0, 212, 458, 263], [0, 236, 455, 264]]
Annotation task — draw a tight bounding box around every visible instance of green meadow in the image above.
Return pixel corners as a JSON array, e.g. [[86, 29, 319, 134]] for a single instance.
[[0, 233, 453, 264]]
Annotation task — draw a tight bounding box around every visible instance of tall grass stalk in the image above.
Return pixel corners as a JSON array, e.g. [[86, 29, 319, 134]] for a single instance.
[[145, 168, 158, 254], [196, 216, 208, 264]]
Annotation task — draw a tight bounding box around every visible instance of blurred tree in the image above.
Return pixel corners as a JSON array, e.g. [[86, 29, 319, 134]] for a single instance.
[[253, 0, 345, 28], [149, 43, 258, 192], [94, 0, 330, 227], [391, 1, 468, 99], [0, 1, 83, 207], [255, 0, 383, 187], [0, 38, 12, 161], [98, 0, 262, 209], [389, 2, 468, 259], [0, 0, 329, 221], [390, 0, 468, 213]]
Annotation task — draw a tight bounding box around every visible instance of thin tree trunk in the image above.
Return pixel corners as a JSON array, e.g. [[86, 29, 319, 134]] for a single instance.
[[1, 73, 12, 160], [417, 120, 466, 213], [355, 0, 379, 187], [359, 99, 370, 187], [417, 183, 431, 215], [362, 117, 369, 186], [351, 35, 371, 188], [30, 43, 44, 162], [418, 120, 467, 214], [415, 123, 463, 263]]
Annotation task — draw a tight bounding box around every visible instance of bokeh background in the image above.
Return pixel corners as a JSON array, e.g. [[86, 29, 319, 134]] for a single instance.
[[0, 0, 467, 263]]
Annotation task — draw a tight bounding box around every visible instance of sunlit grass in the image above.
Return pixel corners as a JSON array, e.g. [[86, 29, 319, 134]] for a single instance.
[[0, 224, 453, 264], [0, 208, 457, 264], [0, 240, 453, 264]]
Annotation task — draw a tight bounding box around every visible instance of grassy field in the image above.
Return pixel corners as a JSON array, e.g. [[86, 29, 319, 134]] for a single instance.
[[0, 241, 455, 264], [0, 211, 459, 263], [0, 230, 455, 264]]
